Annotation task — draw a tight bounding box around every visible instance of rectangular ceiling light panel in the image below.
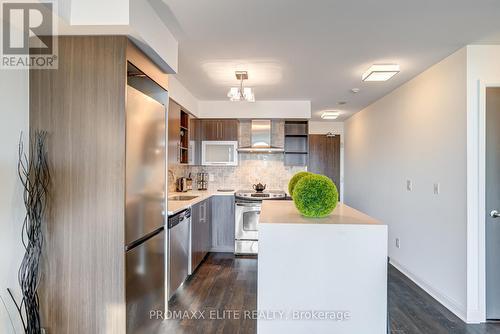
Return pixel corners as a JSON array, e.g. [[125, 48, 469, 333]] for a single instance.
[[362, 64, 400, 81]]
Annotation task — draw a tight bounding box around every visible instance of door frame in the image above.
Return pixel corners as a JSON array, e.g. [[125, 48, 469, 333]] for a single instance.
[[467, 82, 500, 323]]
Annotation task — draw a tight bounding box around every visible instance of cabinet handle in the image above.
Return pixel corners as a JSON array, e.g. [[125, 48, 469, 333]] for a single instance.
[[202, 203, 207, 223]]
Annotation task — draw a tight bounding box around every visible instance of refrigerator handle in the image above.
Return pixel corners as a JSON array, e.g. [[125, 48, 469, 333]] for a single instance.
[[125, 226, 164, 252]]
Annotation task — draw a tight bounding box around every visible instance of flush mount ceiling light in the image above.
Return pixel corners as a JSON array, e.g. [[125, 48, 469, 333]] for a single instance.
[[227, 71, 255, 102], [321, 111, 341, 120], [362, 64, 400, 82]]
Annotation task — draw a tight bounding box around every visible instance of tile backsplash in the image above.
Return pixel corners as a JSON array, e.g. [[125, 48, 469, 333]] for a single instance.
[[168, 120, 306, 193], [179, 155, 305, 192]]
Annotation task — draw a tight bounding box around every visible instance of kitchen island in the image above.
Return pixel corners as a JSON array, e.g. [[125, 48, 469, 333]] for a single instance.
[[258, 200, 388, 334]]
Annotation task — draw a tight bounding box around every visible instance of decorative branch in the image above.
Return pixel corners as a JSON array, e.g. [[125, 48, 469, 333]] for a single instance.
[[8, 131, 50, 334]]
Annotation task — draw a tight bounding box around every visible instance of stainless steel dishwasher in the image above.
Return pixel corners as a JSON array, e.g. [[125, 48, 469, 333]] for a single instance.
[[168, 208, 191, 299]]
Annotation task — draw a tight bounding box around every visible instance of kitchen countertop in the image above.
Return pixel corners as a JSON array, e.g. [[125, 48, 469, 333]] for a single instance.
[[167, 190, 235, 216], [260, 200, 384, 225]]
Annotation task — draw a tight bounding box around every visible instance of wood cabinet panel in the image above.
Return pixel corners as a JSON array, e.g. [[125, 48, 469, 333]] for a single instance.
[[30, 35, 168, 334], [211, 195, 235, 252], [30, 36, 128, 334], [168, 99, 181, 167], [308, 134, 341, 192]]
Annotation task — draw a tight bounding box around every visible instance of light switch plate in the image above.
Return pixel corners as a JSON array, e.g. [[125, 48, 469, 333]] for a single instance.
[[395, 238, 401, 248], [433, 183, 440, 195], [406, 180, 413, 191]]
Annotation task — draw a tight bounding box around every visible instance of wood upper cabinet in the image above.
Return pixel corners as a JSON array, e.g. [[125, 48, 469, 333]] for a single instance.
[[168, 99, 181, 166], [201, 120, 219, 140], [220, 120, 239, 140], [200, 119, 239, 141]]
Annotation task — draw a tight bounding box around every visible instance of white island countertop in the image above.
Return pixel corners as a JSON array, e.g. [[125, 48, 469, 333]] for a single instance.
[[260, 200, 383, 225], [258, 200, 388, 334]]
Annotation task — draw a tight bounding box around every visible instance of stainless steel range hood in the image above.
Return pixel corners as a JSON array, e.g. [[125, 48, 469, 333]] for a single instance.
[[237, 120, 284, 153]]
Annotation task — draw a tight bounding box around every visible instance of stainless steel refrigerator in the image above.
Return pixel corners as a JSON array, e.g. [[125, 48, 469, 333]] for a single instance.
[[125, 85, 167, 333]]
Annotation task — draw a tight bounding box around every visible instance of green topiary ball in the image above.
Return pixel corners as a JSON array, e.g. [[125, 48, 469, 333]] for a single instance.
[[288, 171, 313, 197], [293, 174, 339, 218]]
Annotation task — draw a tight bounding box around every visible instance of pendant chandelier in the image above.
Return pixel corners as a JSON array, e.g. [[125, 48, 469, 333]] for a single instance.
[[227, 71, 255, 102]]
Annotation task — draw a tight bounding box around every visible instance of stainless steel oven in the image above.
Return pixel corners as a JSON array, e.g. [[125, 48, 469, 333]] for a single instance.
[[234, 190, 286, 255], [235, 199, 260, 254]]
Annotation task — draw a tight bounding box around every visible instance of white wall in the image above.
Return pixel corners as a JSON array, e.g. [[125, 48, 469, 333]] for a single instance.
[[69, 0, 129, 25], [58, 0, 179, 73], [344, 48, 468, 320], [0, 69, 29, 334], [169, 76, 199, 116], [129, 0, 178, 73], [198, 100, 311, 119], [465, 45, 500, 322], [308, 121, 344, 136]]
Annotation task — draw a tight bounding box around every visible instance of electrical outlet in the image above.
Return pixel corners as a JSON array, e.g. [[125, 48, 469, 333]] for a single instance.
[[209, 173, 215, 182], [395, 238, 401, 249], [433, 183, 440, 195], [406, 180, 413, 191]]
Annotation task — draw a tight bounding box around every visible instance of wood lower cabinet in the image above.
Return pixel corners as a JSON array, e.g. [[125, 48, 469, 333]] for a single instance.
[[308, 134, 341, 192], [191, 198, 212, 271], [211, 195, 235, 252]]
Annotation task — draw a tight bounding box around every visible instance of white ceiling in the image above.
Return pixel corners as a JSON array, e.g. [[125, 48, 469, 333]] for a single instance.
[[154, 0, 500, 121]]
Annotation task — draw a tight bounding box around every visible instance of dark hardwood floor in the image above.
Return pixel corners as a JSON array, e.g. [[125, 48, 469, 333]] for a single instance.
[[161, 253, 500, 334], [163, 253, 257, 334], [389, 264, 500, 334]]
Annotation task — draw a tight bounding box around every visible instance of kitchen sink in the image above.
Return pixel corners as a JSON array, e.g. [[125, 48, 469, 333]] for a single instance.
[[168, 195, 199, 201]]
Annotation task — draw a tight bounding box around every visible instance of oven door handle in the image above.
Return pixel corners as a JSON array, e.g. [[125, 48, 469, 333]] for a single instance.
[[236, 203, 261, 208]]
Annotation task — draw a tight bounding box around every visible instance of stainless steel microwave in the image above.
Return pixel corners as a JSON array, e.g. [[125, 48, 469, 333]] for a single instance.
[[201, 141, 239, 166]]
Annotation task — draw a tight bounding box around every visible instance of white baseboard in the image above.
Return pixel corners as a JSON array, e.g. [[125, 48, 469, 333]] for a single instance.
[[389, 258, 467, 322], [466, 309, 483, 324], [210, 246, 234, 253]]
